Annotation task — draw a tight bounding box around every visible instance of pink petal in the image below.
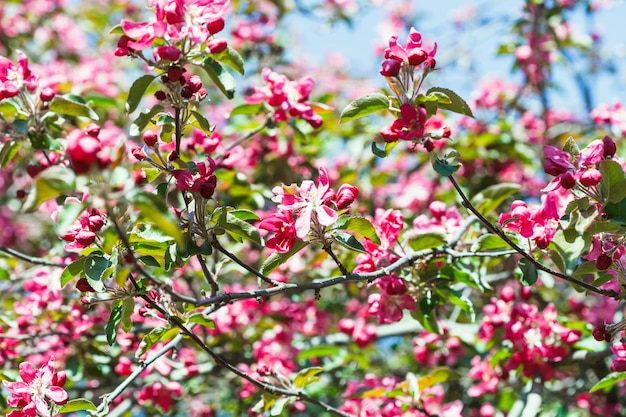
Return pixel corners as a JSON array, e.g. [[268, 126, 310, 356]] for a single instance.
[[46, 386, 69, 405], [295, 206, 312, 239], [316, 204, 338, 226]]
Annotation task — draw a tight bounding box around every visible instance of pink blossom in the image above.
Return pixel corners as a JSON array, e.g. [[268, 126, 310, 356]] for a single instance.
[[244, 67, 323, 128], [258, 211, 297, 253], [0, 50, 38, 100], [3, 357, 68, 417], [379, 103, 427, 142]]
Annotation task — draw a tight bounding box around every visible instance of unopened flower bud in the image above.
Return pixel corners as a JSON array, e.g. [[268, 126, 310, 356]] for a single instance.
[[167, 66, 186, 82], [596, 253, 612, 270], [207, 38, 228, 54], [143, 131, 158, 147], [40, 87, 56, 102], [579, 168, 602, 187], [207, 18, 225, 35], [75, 230, 96, 246], [85, 123, 101, 137], [559, 172, 576, 189], [380, 59, 401, 77], [603, 135, 617, 158], [335, 184, 359, 209], [155, 90, 167, 101], [76, 278, 95, 293]]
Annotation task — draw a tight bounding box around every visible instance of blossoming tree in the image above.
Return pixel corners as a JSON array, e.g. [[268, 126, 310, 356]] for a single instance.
[[1, 0, 626, 416]]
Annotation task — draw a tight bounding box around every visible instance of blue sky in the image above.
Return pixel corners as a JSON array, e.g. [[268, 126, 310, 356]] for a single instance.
[[284, 0, 626, 116]]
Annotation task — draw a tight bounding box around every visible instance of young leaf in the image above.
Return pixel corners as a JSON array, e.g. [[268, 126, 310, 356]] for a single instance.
[[590, 372, 626, 393], [334, 232, 366, 253], [229, 102, 264, 117], [187, 313, 216, 328], [431, 152, 461, 176], [340, 93, 390, 122], [518, 258, 538, 286], [126, 74, 156, 114], [470, 234, 510, 252], [425, 87, 473, 117], [213, 46, 245, 75], [408, 232, 447, 251], [190, 110, 212, 133], [50, 95, 99, 120], [436, 287, 475, 322], [260, 240, 309, 275], [371, 141, 388, 158], [22, 165, 76, 213], [129, 105, 164, 136], [599, 159, 626, 203], [106, 301, 123, 345], [335, 216, 381, 244], [60, 257, 86, 287], [216, 210, 262, 245], [58, 399, 97, 413], [201, 58, 236, 99], [121, 297, 135, 332], [131, 191, 185, 248], [293, 367, 324, 389]]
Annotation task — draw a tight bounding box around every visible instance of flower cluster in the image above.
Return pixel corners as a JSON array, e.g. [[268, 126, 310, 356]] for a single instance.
[[498, 192, 563, 249], [542, 136, 615, 193], [258, 167, 358, 252], [378, 28, 450, 148], [244, 67, 324, 128], [0, 50, 39, 101], [172, 158, 218, 199], [137, 381, 183, 413], [3, 357, 68, 417], [116, 0, 229, 59], [58, 204, 107, 250], [65, 124, 112, 175], [591, 100, 626, 136], [477, 287, 581, 381]]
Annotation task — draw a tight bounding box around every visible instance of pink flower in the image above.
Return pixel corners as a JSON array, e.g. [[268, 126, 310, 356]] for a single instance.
[[272, 167, 339, 239], [172, 158, 217, 199], [0, 50, 38, 100], [367, 292, 416, 324], [379, 103, 427, 142], [380, 27, 437, 73], [258, 211, 297, 253], [244, 67, 323, 128], [3, 357, 68, 417]]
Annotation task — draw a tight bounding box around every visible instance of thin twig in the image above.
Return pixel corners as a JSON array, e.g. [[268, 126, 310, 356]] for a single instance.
[[0, 245, 68, 268], [196, 254, 219, 296], [213, 238, 282, 286], [447, 175, 620, 299]]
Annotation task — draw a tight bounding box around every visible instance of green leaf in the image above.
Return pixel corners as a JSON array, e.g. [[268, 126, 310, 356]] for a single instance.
[[436, 287, 475, 322], [55, 202, 85, 237], [190, 110, 212, 133], [129, 105, 164, 136], [425, 87, 473, 117], [229, 102, 264, 117], [201, 58, 236, 99], [431, 151, 461, 176], [470, 183, 520, 216], [216, 208, 262, 245], [84, 253, 110, 282], [408, 232, 447, 251], [260, 240, 309, 275], [340, 93, 390, 122], [136, 327, 167, 358], [50, 95, 99, 120], [293, 367, 324, 389], [371, 141, 387, 158], [131, 191, 185, 248], [269, 397, 292, 416], [0, 140, 20, 168], [228, 209, 260, 221], [60, 258, 85, 287], [22, 165, 76, 213], [334, 232, 366, 253], [58, 398, 97, 413], [214, 46, 245, 75], [335, 216, 380, 244], [297, 345, 342, 361], [518, 258, 538, 286], [106, 301, 124, 345], [599, 160, 626, 203], [126, 74, 156, 114], [187, 313, 216, 328], [121, 297, 135, 332], [470, 234, 510, 252], [603, 197, 626, 225], [590, 372, 626, 393]]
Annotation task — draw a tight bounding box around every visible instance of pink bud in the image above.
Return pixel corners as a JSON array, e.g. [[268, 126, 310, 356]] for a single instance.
[[76, 278, 95, 293], [335, 184, 359, 209], [603, 135, 617, 158], [40, 87, 56, 102], [143, 131, 158, 147], [167, 66, 186, 82], [187, 75, 203, 93], [207, 18, 225, 35], [596, 253, 612, 270], [380, 59, 401, 77], [407, 48, 428, 66], [131, 147, 146, 161], [154, 45, 181, 62], [75, 230, 96, 246], [579, 168, 602, 187], [88, 215, 104, 232], [155, 90, 167, 101], [207, 38, 228, 54], [85, 123, 101, 137], [338, 318, 355, 334], [559, 172, 576, 189]]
